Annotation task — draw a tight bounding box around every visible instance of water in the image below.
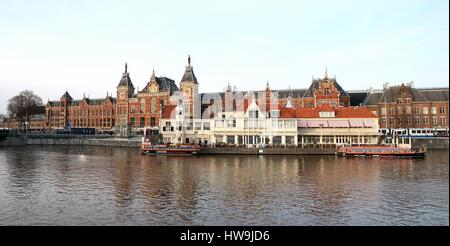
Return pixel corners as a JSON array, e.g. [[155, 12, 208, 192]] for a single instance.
[[0, 146, 448, 225]]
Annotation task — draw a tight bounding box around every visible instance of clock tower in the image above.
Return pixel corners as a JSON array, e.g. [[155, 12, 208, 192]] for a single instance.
[[179, 55, 199, 119], [116, 62, 135, 136]]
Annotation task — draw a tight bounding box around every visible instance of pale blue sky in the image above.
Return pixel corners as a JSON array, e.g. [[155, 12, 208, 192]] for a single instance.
[[0, 0, 448, 114]]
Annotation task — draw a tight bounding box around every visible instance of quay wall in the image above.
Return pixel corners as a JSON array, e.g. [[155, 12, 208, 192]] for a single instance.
[[200, 147, 335, 155], [0, 136, 141, 148], [1, 136, 448, 153], [411, 137, 449, 150]]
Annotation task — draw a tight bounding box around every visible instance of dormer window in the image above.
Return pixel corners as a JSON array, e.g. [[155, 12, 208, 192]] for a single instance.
[[324, 87, 329, 95], [319, 111, 335, 118], [270, 110, 280, 118], [397, 98, 403, 104], [249, 110, 258, 118]]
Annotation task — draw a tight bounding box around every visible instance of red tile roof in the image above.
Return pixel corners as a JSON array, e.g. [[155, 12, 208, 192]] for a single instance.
[[161, 105, 176, 119]]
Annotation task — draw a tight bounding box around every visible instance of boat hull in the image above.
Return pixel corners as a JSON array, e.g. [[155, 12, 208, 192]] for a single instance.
[[336, 146, 426, 158], [336, 152, 426, 158], [141, 144, 201, 156]]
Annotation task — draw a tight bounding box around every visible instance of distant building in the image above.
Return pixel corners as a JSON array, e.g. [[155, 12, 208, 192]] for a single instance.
[[362, 82, 449, 129], [39, 57, 449, 143]]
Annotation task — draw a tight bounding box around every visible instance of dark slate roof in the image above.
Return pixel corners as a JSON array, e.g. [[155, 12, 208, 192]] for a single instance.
[[201, 88, 309, 102], [48, 101, 61, 106], [348, 91, 369, 106], [60, 91, 73, 100], [362, 91, 383, 105], [363, 86, 449, 105], [417, 88, 449, 102], [140, 77, 179, 93], [117, 71, 134, 88], [275, 89, 307, 99], [181, 65, 198, 84], [303, 78, 349, 98]]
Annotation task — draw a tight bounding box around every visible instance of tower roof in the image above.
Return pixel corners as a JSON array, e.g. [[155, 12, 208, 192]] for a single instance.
[[180, 55, 198, 84], [60, 91, 73, 100], [117, 62, 135, 88]]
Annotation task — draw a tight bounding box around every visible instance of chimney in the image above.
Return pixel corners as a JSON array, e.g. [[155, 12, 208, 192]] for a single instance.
[[383, 82, 389, 90]]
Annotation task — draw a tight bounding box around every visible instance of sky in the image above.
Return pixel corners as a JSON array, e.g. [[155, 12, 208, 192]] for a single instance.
[[0, 0, 448, 114]]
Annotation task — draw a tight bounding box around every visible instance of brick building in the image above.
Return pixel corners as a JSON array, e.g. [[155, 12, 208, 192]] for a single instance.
[[46, 91, 116, 129], [362, 83, 449, 129]]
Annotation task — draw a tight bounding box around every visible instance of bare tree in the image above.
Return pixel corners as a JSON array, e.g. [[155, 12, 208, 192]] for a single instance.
[[7, 90, 43, 131]]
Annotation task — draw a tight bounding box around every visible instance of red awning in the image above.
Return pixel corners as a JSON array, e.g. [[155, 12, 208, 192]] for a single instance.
[[297, 120, 308, 128], [328, 120, 349, 128], [349, 120, 364, 127], [363, 120, 375, 128], [307, 120, 329, 128]]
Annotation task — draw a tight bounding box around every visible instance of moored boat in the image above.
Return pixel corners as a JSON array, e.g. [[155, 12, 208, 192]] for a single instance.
[[336, 146, 426, 158], [141, 127, 201, 155], [141, 142, 201, 155]]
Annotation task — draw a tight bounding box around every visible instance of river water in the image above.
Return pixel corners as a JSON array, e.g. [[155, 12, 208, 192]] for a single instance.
[[0, 146, 448, 225]]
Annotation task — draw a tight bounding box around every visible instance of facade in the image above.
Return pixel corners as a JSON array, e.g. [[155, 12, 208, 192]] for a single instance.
[[46, 92, 116, 130], [39, 57, 448, 144], [362, 83, 449, 130], [160, 89, 379, 147]]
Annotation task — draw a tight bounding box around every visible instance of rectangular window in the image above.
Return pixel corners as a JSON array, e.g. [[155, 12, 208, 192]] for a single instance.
[[397, 118, 402, 125], [226, 136, 235, 144], [380, 118, 386, 126], [397, 106, 403, 115], [203, 122, 210, 130], [149, 117, 154, 127], [270, 110, 280, 118], [440, 106, 446, 114], [249, 110, 258, 118], [195, 122, 202, 130], [405, 106, 412, 114], [397, 98, 402, 104], [389, 107, 394, 115], [389, 117, 395, 125], [414, 117, 420, 125], [432, 117, 437, 126], [407, 117, 412, 125], [422, 107, 428, 114], [414, 107, 420, 114], [423, 117, 429, 125], [381, 107, 386, 115], [440, 117, 446, 125], [431, 107, 437, 115], [405, 98, 411, 104]]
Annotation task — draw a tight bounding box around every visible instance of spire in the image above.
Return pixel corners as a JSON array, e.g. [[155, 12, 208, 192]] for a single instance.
[[226, 83, 232, 92], [181, 55, 198, 84], [324, 66, 328, 79], [266, 81, 270, 90], [117, 62, 135, 88], [150, 68, 156, 82]]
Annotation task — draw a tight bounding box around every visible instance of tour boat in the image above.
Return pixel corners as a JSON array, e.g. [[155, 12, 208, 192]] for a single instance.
[[141, 141, 201, 155], [141, 127, 201, 155], [336, 146, 426, 158]]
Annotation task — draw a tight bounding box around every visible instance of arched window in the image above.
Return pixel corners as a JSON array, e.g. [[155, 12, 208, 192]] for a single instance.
[[150, 98, 156, 113]]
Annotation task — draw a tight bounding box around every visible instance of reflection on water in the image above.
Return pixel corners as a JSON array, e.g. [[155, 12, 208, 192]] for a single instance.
[[0, 146, 448, 225]]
